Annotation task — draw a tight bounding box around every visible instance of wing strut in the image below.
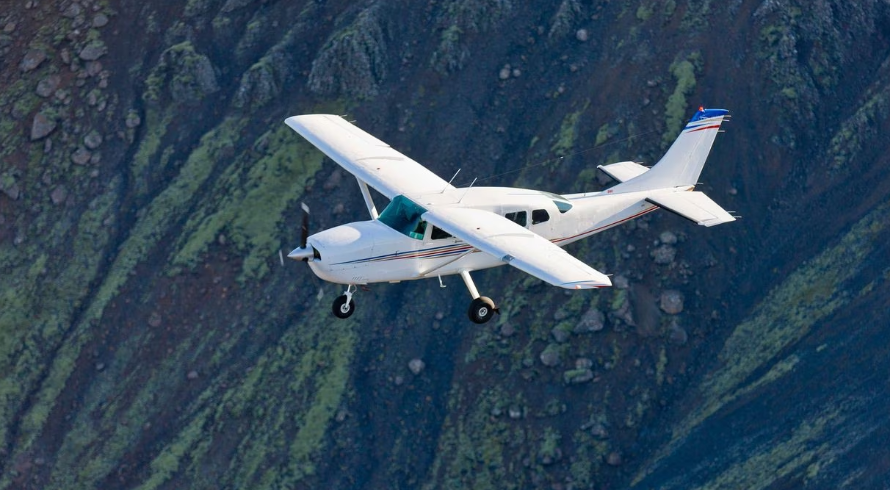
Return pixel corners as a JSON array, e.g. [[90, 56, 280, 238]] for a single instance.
[[356, 177, 379, 220]]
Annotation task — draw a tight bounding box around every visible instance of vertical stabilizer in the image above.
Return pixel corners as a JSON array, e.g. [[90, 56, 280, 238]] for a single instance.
[[614, 108, 728, 192]]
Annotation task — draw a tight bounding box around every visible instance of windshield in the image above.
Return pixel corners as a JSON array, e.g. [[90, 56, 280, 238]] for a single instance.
[[540, 191, 573, 213], [378, 195, 428, 239]]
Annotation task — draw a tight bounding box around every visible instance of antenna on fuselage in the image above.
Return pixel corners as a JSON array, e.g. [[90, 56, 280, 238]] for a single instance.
[[458, 177, 477, 203], [444, 168, 461, 192]]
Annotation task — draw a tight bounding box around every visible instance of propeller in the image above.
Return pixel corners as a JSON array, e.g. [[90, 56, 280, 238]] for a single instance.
[[300, 202, 309, 248], [287, 202, 315, 262]]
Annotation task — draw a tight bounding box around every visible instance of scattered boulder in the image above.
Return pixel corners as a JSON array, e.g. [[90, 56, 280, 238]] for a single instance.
[[30, 113, 57, 140], [659, 290, 684, 315], [62, 3, 83, 18], [323, 169, 343, 190], [71, 147, 92, 165], [408, 358, 425, 375], [551, 324, 571, 343], [92, 13, 109, 27], [50, 185, 67, 205], [499, 322, 516, 337], [187, 370, 199, 380], [590, 423, 609, 439], [574, 307, 604, 333], [36, 75, 62, 97], [576, 28, 589, 42], [499, 65, 511, 80], [606, 451, 623, 466], [3, 22, 16, 33], [659, 230, 678, 245], [575, 358, 593, 369], [539, 344, 562, 367], [669, 321, 688, 345], [125, 111, 142, 128], [1, 174, 20, 200], [651, 244, 676, 265], [83, 130, 103, 149], [563, 368, 594, 384], [79, 40, 107, 61], [613, 274, 630, 289], [20, 49, 47, 72], [148, 312, 162, 327]]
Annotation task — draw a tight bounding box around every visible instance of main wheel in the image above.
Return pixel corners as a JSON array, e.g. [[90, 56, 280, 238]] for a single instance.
[[332, 295, 356, 319], [468, 296, 496, 324]]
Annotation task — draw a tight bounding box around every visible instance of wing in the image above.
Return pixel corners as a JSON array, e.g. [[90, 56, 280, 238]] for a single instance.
[[422, 207, 612, 289], [285, 114, 454, 199], [647, 191, 736, 227]]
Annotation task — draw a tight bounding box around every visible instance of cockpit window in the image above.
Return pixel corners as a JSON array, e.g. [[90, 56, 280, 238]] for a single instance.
[[540, 191, 574, 213], [378, 195, 428, 239], [505, 211, 527, 227]]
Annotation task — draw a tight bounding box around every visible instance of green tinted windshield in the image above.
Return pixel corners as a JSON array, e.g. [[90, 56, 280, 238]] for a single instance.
[[378, 195, 428, 239]]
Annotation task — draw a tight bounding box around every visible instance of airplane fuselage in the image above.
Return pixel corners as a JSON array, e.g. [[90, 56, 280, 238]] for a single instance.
[[304, 186, 668, 285]]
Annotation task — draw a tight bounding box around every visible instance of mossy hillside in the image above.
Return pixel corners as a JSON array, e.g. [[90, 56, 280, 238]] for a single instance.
[[551, 100, 590, 159], [632, 199, 890, 483], [0, 180, 120, 464], [662, 54, 700, 146], [1, 117, 245, 470], [172, 122, 328, 281], [826, 84, 889, 170], [691, 409, 843, 490]]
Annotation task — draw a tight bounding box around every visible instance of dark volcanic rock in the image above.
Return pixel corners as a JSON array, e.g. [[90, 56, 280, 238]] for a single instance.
[[574, 307, 605, 333], [79, 40, 107, 61], [20, 49, 47, 72], [659, 290, 684, 315], [36, 75, 61, 97], [30, 113, 56, 140]]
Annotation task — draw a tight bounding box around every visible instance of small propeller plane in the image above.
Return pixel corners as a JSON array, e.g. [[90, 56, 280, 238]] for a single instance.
[[285, 108, 735, 323]]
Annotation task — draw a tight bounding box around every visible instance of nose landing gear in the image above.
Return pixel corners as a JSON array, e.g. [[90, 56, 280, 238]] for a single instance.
[[332, 284, 357, 319]]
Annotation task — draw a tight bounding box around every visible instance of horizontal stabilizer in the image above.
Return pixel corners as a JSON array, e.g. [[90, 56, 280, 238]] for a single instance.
[[597, 161, 649, 183], [646, 191, 736, 227]]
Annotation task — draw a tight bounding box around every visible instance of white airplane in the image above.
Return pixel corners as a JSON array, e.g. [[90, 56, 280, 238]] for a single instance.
[[286, 108, 735, 323]]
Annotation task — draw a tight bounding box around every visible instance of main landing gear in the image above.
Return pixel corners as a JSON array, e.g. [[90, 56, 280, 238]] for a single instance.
[[461, 271, 498, 324], [332, 284, 357, 319]]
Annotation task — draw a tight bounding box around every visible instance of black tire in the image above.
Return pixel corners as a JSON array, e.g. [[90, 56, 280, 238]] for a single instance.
[[468, 296, 496, 324], [332, 295, 355, 319]]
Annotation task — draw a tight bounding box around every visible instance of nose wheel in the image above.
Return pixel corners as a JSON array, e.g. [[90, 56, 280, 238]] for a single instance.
[[332, 285, 357, 319]]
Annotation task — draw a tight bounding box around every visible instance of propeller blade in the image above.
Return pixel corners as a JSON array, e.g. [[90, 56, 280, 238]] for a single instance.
[[300, 202, 310, 249]]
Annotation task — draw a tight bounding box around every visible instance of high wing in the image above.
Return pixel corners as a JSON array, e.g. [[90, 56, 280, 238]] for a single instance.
[[285, 114, 454, 199], [646, 190, 736, 227], [422, 207, 612, 289]]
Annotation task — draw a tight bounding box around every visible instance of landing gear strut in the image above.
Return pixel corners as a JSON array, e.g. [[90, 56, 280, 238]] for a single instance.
[[460, 271, 498, 324], [332, 284, 357, 319]]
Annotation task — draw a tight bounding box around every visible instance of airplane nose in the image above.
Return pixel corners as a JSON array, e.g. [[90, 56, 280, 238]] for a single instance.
[[287, 247, 315, 261]]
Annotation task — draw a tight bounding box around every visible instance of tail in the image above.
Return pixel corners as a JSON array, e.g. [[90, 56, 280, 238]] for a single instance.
[[612, 108, 729, 193]]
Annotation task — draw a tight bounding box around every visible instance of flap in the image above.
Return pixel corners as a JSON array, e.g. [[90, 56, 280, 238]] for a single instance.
[[422, 207, 612, 289]]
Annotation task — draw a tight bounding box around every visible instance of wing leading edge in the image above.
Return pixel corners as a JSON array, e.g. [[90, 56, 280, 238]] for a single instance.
[[422, 207, 612, 289], [285, 114, 454, 199]]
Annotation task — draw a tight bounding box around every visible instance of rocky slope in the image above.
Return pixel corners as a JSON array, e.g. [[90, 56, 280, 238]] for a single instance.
[[1, 0, 890, 489]]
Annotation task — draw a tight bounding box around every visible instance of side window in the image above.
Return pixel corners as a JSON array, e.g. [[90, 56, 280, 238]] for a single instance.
[[505, 211, 527, 227], [431, 226, 452, 240], [532, 209, 550, 225]]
